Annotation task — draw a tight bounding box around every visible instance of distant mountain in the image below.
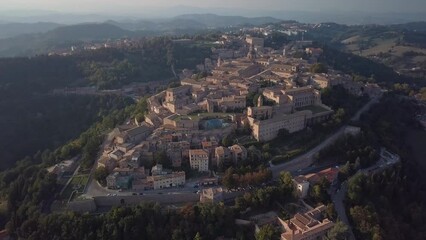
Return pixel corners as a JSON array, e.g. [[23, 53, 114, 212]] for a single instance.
[[173, 14, 281, 27], [42, 23, 133, 41], [108, 18, 207, 32], [391, 21, 426, 32], [0, 22, 63, 39], [109, 14, 281, 32], [0, 23, 135, 57]]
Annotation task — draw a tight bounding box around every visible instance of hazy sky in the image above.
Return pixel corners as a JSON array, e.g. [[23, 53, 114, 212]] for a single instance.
[[1, 0, 425, 14]]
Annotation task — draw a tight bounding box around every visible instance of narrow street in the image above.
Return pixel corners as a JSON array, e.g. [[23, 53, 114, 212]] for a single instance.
[[331, 182, 357, 240], [83, 94, 382, 203]]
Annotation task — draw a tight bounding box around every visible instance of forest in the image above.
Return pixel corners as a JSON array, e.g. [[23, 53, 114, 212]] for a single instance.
[[0, 27, 424, 240], [0, 37, 211, 92], [0, 94, 133, 170], [344, 94, 426, 240], [0, 37, 211, 169], [6, 171, 299, 240], [11, 202, 250, 240], [319, 45, 409, 86], [0, 36, 213, 237]]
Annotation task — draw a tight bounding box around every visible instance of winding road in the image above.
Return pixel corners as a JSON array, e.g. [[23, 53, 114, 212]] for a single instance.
[[83, 94, 381, 198], [270, 95, 381, 179]]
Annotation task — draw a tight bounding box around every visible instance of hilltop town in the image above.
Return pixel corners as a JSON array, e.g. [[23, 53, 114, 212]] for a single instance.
[[2, 7, 426, 240], [30, 28, 404, 239], [88, 34, 382, 194]]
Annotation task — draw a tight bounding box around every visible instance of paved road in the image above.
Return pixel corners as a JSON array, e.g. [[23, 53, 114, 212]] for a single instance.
[[270, 125, 346, 178], [84, 182, 219, 198], [270, 95, 381, 179], [331, 182, 356, 240], [330, 139, 396, 240], [84, 131, 116, 196], [350, 95, 381, 122], [84, 96, 381, 197]]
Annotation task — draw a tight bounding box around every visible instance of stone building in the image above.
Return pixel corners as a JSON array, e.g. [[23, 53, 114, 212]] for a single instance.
[[279, 205, 334, 240], [189, 149, 210, 172]]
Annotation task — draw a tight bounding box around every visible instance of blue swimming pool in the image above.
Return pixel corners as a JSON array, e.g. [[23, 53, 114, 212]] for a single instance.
[[202, 119, 225, 130]]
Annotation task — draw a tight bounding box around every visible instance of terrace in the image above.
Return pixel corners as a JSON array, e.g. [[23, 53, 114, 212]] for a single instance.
[[297, 105, 332, 114]]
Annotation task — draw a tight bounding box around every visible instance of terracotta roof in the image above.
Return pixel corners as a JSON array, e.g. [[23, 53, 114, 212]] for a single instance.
[[189, 149, 209, 155]]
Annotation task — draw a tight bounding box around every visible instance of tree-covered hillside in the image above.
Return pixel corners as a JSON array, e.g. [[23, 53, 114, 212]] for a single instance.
[[0, 37, 211, 170], [0, 37, 211, 91]]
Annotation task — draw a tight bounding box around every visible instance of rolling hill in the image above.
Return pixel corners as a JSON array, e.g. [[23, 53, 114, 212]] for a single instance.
[[0, 23, 135, 57], [109, 14, 281, 31], [173, 14, 281, 27], [0, 22, 62, 39], [0, 14, 283, 57]]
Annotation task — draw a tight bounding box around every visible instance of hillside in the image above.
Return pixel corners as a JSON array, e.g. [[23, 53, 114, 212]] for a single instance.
[[310, 22, 426, 79], [173, 14, 281, 27], [42, 23, 134, 41], [109, 14, 281, 32], [0, 37, 211, 169], [0, 23, 136, 57], [108, 18, 207, 32], [0, 22, 62, 39]]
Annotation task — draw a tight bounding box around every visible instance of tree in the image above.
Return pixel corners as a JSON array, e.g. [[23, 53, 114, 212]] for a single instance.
[[248, 146, 261, 162], [194, 232, 202, 240], [279, 171, 293, 189], [349, 205, 381, 239], [252, 93, 261, 107], [94, 166, 109, 185], [222, 134, 234, 147], [332, 108, 345, 125], [235, 196, 248, 211], [325, 203, 337, 221], [154, 150, 171, 168], [310, 63, 328, 73], [324, 221, 350, 240], [255, 224, 280, 240], [222, 168, 236, 189], [310, 177, 331, 203], [279, 171, 295, 198], [311, 184, 327, 203], [347, 174, 366, 205], [262, 144, 271, 152], [420, 87, 426, 101]]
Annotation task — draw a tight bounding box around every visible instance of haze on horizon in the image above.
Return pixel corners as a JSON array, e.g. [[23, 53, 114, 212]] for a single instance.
[[1, 0, 426, 15]]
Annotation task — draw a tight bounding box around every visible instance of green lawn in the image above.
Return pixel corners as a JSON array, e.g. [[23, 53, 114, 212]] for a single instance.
[[269, 128, 329, 165], [59, 174, 90, 201], [297, 105, 332, 114], [188, 112, 234, 121]]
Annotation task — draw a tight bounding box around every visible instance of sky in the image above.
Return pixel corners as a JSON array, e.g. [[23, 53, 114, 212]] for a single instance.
[[1, 0, 426, 14]]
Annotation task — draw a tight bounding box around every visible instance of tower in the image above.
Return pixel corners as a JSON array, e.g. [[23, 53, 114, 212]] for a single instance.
[[217, 57, 224, 67], [257, 95, 264, 107], [247, 44, 256, 61], [206, 99, 214, 113]]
